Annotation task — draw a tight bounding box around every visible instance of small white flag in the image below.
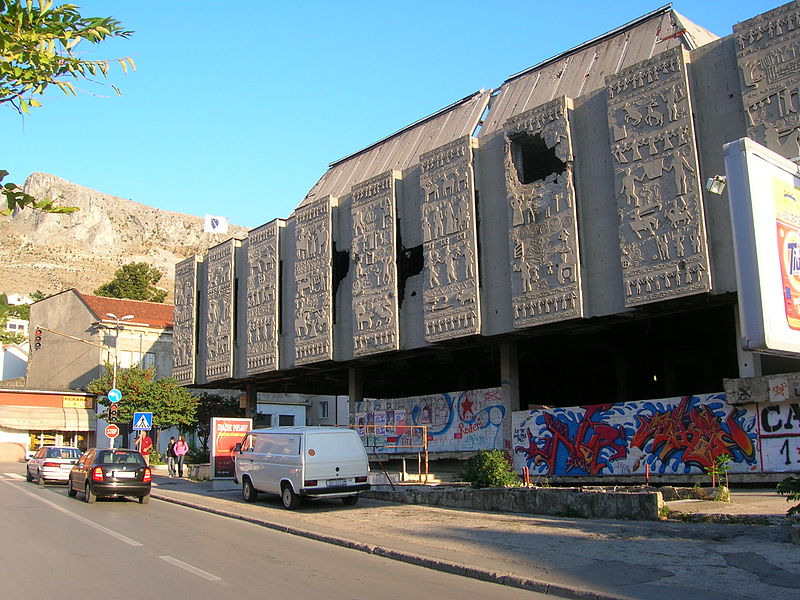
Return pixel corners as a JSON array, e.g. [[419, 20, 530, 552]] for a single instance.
[[204, 214, 229, 234]]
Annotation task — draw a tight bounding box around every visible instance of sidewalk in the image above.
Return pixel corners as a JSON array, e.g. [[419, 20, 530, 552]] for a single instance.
[[150, 476, 800, 600]]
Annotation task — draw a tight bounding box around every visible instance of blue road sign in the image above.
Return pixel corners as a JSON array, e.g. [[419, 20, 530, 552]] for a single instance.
[[108, 388, 122, 403], [132, 412, 153, 431]]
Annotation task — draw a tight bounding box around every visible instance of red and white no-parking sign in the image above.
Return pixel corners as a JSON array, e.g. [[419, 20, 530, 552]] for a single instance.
[[105, 424, 120, 439]]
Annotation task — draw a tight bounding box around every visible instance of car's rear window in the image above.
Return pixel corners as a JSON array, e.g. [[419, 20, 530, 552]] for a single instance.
[[46, 448, 81, 459], [98, 451, 145, 466]]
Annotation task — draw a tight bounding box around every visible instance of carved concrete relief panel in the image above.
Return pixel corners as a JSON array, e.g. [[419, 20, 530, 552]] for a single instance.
[[173, 256, 198, 385], [420, 136, 481, 342], [246, 219, 284, 375], [294, 196, 336, 365], [735, 2, 800, 159], [351, 171, 400, 357], [205, 239, 236, 381], [606, 47, 711, 307], [503, 96, 583, 327]]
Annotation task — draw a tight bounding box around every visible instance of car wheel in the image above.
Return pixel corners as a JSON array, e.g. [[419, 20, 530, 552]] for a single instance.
[[25, 467, 33, 482], [37, 474, 46, 486], [138, 494, 150, 505], [67, 477, 77, 497], [242, 477, 258, 502], [281, 483, 300, 510], [341, 495, 359, 506], [85, 483, 96, 504]]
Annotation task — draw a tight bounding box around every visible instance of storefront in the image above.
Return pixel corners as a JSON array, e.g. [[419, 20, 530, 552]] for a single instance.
[[0, 389, 96, 460]]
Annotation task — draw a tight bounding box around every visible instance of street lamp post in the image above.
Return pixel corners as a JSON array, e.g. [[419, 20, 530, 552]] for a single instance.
[[106, 313, 134, 392]]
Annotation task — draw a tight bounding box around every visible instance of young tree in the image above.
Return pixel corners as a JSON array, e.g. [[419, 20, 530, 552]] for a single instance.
[[87, 365, 198, 441], [193, 393, 245, 452], [1, 1, 134, 213], [95, 262, 168, 303]]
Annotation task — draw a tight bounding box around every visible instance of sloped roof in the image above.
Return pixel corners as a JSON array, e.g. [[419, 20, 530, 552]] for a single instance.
[[478, 6, 717, 136], [299, 90, 492, 208], [75, 291, 174, 329], [294, 6, 720, 213]]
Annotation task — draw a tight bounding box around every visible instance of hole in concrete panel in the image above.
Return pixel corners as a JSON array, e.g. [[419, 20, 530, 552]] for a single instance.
[[510, 132, 566, 184], [397, 244, 423, 308]]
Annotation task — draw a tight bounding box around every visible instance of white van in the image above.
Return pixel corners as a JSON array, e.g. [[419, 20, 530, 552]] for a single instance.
[[234, 426, 370, 509]]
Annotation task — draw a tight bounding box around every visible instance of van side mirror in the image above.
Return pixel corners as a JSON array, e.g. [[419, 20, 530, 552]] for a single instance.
[[234, 443, 242, 454]]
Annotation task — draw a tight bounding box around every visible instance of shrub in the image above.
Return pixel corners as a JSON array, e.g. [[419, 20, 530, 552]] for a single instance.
[[187, 446, 210, 464], [777, 476, 800, 516], [461, 450, 520, 488]]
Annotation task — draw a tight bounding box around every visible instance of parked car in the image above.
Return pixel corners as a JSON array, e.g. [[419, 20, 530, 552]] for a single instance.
[[234, 426, 370, 509], [26, 446, 83, 485], [68, 448, 151, 504]]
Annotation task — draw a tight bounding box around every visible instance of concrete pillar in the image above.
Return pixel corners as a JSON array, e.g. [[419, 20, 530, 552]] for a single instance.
[[734, 305, 762, 378], [245, 383, 258, 420], [500, 342, 520, 412], [348, 368, 363, 424]]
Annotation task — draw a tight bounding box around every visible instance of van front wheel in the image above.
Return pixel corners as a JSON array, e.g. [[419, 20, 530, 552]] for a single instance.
[[281, 484, 300, 509], [242, 478, 258, 502]]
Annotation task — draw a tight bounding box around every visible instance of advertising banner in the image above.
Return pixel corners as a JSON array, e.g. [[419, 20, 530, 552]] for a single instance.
[[211, 417, 252, 479]]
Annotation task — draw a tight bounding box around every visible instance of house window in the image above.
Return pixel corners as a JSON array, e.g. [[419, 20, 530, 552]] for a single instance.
[[320, 401, 329, 420], [279, 415, 295, 426]]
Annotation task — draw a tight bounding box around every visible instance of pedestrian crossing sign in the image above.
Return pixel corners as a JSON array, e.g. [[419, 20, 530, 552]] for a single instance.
[[132, 412, 153, 431]]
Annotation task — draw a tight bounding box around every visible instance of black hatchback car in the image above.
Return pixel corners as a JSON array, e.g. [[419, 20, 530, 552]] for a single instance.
[[68, 448, 152, 504]]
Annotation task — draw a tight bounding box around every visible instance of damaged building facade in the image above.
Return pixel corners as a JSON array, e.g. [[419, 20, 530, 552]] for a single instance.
[[176, 3, 800, 480]]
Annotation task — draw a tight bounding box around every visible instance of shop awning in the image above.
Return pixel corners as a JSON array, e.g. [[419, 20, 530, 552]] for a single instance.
[[0, 405, 96, 432]]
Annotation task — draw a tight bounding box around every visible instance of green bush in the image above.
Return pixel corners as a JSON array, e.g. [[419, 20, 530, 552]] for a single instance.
[[461, 450, 520, 488], [187, 446, 210, 464], [777, 476, 800, 516], [148, 448, 164, 465]]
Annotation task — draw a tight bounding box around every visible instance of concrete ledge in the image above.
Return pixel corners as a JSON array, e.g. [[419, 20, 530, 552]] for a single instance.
[[364, 486, 664, 520]]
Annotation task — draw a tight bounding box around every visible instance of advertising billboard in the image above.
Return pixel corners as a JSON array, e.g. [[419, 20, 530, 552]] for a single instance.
[[725, 138, 800, 356], [210, 417, 252, 479]]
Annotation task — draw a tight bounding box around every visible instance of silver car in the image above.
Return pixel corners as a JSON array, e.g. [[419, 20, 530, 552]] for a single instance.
[[27, 446, 83, 485]]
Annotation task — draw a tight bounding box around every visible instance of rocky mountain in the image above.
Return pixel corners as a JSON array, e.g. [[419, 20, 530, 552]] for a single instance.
[[0, 173, 248, 302]]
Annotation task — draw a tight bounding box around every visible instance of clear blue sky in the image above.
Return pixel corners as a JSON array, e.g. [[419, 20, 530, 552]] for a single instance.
[[1, 1, 780, 229]]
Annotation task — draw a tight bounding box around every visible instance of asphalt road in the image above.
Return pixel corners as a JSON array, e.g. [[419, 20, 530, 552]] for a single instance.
[[0, 463, 549, 600]]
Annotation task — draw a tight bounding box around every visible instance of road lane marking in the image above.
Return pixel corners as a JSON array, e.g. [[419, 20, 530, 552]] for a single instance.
[[3, 473, 25, 480], [159, 555, 222, 582], [1, 480, 143, 547]]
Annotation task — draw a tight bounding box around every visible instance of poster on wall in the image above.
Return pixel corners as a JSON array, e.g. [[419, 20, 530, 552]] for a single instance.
[[726, 137, 800, 355], [211, 417, 252, 479], [358, 388, 509, 454]]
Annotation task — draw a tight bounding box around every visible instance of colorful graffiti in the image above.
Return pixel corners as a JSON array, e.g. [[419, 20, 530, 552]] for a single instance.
[[355, 387, 508, 453], [515, 404, 628, 475], [512, 394, 759, 476], [631, 396, 755, 473]]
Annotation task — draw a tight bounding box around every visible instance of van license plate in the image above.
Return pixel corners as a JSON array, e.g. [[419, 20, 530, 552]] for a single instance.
[[326, 478, 354, 487]]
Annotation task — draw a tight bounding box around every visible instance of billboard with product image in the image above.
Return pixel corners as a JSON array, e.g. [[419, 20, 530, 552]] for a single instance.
[[725, 138, 800, 356]]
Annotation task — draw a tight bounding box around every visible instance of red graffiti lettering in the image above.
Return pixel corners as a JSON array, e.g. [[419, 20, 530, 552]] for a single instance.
[[631, 397, 754, 471]]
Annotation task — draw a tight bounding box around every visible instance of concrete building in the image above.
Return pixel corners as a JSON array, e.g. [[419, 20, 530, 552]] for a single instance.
[[0, 342, 28, 381], [177, 3, 800, 480]]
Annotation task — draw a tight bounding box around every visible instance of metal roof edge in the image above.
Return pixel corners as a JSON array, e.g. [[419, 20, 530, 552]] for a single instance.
[[328, 89, 489, 169], [503, 4, 674, 84]]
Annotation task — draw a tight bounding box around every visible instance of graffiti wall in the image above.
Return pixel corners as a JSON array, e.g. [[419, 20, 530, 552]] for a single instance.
[[511, 393, 781, 477], [354, 387, 509, 454]]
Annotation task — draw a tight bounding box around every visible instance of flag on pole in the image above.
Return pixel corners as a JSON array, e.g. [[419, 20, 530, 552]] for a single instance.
[[204, 214, 229, 234]]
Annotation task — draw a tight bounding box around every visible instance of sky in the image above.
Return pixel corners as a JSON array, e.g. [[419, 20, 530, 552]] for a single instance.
[[1, 0, 782, 230]]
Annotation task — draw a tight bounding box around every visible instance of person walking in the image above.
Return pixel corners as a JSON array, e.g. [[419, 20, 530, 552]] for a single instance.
[[174, 434, 189, 478], [166, 436, 177, 477]]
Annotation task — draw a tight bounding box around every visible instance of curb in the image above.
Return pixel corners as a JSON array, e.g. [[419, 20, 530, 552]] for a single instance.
[[151, 491, 629, 600]]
